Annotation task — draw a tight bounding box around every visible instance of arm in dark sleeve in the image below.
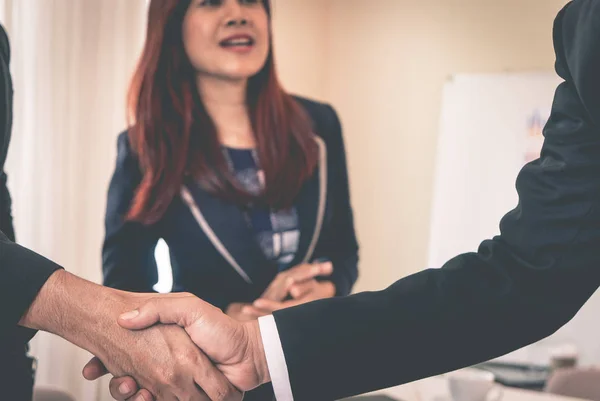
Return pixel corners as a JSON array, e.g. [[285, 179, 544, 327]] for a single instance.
[[0, 171, 15, 241], [319, 105, 359, 296], [0, 25, 15, 242], [102, 132, 160, 292], [0, 24, 11, 173], [0, 25, 58, 341], [271, 1, 600, 399], [0, 230, 61, 342]]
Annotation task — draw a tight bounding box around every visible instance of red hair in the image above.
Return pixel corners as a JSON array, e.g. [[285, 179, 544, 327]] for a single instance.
[[126, 0, 318, 224]]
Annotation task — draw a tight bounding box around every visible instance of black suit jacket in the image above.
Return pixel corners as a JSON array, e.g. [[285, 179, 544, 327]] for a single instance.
[[272, 1, 600, 400]]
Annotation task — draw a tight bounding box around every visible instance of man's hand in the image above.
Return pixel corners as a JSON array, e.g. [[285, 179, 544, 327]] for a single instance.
[[19, 271, 242, 401], [260, 261, 333, 301], [92, 323, 240, 401], [86, 293, 271, 398]]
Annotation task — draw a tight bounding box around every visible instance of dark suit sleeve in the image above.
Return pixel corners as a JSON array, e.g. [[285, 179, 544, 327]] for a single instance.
[[271, 1, 600, 400], [0, 25, 62, 340], [0, 231, 62, 342], [319, 105, 359, 296], [1, 172, 15, 241], [102, 133, 161, 292], [0, 25, 14, 242]]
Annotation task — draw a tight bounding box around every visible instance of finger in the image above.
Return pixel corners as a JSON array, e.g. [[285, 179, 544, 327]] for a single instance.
[[252, 298, 286, 312], [289, 280, 317, 299], [288, 262, 333, 285], [255, 297, 306, 311], [118, 297, 205, 330], [242, 304, 271, 318], [192, 350, 243, 401], [261, 262, 333, 301], [127, 389, 154, 401], [260, 275, 288, 301], [109, 376, 140, 400], [82, 356, 109, 381]]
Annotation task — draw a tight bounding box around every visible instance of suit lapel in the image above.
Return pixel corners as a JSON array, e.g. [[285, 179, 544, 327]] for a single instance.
[[180, 184, 269, 285], [292, 136, 328, 266]]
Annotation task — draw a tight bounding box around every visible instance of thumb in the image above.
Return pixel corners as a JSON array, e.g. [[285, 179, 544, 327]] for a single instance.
[[118, 297, 201, 330]]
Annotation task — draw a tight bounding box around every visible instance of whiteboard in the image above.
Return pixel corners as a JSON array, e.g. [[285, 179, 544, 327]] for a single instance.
[[426, 72, 600, 365], [427, 72, 560, 270]]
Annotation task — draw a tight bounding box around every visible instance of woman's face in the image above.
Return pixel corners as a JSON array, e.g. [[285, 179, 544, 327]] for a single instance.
[[183, 0, 270, 82]]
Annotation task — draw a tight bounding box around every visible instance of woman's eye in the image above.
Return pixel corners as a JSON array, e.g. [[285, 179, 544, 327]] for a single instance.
[[198, 0, 222, 7]]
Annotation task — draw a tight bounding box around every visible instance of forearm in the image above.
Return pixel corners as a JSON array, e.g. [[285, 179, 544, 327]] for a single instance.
[[19, 269, 134, 364], [0, 234, 62, 339]]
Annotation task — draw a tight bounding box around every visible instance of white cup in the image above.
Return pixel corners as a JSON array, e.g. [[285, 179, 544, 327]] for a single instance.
[[549, 344, 578, 370], [446, 368, 503, 401]]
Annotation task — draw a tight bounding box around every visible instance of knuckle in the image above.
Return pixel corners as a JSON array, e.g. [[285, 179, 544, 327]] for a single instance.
[[213, 383, 235, 401], [156, 365, 177, 387], [176, 346, 200, 365], [179, 394, 195, 401], [146, 298, 159, 310]]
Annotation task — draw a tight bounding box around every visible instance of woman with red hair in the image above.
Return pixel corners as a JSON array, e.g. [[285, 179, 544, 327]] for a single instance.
[[102, 0, 359, 397]]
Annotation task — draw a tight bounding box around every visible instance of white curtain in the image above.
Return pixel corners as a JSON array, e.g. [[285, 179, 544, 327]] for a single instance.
[[0, 1, 147, 400]]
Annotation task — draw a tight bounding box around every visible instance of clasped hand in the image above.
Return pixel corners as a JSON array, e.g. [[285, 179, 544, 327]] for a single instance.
[[83, 293, 269, 401], [84, 262, 335, 400], [227, 260, 336, 321]]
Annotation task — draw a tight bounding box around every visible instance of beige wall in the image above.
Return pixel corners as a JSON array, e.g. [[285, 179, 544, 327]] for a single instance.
[[271, 0, 330, 100], [272, 0, 568, 292]]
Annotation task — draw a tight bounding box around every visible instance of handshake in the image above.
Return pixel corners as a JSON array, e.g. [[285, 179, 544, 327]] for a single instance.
[[81, 261, 334, 400], [82, 292, 267, 401], [19, 261, 336, 401], [21, 270, 274, 401]]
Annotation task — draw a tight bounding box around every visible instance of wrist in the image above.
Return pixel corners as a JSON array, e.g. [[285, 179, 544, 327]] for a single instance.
[[244, 320, 271, 385]]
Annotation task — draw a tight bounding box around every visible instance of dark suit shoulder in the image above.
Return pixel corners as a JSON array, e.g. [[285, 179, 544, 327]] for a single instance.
[[116, 129, 133, 155], [292, 95, 330, 114], [0, 24, 9, 64], [292, 95, 343, 146], [553, 0, 600, 127], [114, 129, 142, 173]]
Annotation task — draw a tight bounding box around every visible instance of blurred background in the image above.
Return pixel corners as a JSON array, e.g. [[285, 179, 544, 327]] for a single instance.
[[4, 0, 599, 400]]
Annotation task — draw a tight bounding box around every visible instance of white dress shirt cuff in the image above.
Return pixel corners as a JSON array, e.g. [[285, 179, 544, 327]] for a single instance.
[[258, 314, 294, 401]]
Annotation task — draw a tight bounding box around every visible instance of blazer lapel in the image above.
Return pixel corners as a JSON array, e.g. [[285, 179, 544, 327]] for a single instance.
[[292, 136, 328, 266], [180, 184, 270, 285]]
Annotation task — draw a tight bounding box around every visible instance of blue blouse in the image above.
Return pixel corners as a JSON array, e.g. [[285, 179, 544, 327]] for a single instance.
[[224, 147, 299, 272]]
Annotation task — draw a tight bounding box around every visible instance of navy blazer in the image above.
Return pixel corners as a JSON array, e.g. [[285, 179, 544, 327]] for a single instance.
[[102, 97, 359, 311]]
